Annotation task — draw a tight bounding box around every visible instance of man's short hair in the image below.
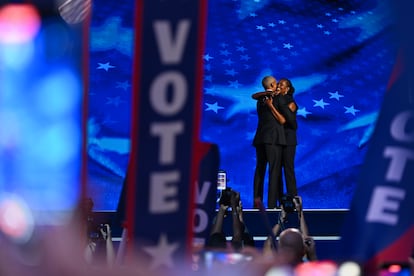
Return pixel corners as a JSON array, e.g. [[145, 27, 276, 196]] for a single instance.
[[262, 75, 276, 89]]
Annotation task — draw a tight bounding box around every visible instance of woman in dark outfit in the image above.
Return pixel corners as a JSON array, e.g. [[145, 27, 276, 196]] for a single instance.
[[277, 78, 298, 198]]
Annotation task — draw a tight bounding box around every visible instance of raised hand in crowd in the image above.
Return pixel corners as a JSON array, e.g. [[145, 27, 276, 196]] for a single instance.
[[303, 236, 317, 261], [294, 196, 308, 236], [294, 196, 317, 261], [100, 224, 115, 267]]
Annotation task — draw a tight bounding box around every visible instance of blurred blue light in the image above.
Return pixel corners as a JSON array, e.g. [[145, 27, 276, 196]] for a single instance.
[[27, 121, 80, 167], [0, 42, 35, 70], [34, 70, 81, 117]]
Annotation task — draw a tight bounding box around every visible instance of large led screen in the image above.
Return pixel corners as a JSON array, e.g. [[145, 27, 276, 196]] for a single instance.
[[87, 0, 398, 210]]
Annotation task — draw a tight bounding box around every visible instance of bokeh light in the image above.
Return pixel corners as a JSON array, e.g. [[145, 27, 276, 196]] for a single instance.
[[0, 42, 35, 69], [295, 260, 338, 276], [34, 70, 81, 117], [0, 2, 82, 223], [337, 261, 362, 276], [0, 4, 40, 44], [0, 194, 35, 244]]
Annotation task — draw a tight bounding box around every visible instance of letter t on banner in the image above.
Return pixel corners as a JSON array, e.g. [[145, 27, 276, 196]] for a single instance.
[[339, 1, 414, 272], [125, 0, 208, 271]]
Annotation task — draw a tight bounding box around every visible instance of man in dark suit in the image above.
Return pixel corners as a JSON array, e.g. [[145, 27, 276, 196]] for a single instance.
[[251, 76, 286, 209]]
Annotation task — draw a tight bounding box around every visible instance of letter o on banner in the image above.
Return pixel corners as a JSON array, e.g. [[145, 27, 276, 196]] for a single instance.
[[193, 208, 208, 233], [150, 71, 187, 116]]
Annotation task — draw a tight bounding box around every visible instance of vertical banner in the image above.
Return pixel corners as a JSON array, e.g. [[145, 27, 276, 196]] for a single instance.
[[340, 0, 414, 268], [193, 143, 220, 247], [339, 68, 414, 272], [126, 0, 208, 270]]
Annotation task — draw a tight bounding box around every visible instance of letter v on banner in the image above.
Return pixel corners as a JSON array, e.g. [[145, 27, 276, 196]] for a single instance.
[[125, 0, 208, 270], [339, 2, 414, 272]]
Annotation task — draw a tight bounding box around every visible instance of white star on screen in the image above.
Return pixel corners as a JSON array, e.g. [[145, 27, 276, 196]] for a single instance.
[[205, 102, 224, 113], [223, 59, 234, 66], [142, 234, 180, 270], [220, 49, 231, 56], [228, 80, 241, 88], [329, 91, 344, 101], [106, 96, 123, 107], [313, 98, 330, 109], [203, 54, 213, 61], [240, 54, 251, 61], [204, 86, 217, 95], [96, 62, 115, 71], [225, 69, 238, 76], [236, 46, 247, 52], [116, 81, 130, 91], [297, 107, 312, 118], [344, 105, 360, 115]]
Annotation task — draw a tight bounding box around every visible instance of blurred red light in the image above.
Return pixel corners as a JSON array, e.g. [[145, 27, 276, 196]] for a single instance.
[[388, 264, 402, 273], [0, 4, 41, 44]]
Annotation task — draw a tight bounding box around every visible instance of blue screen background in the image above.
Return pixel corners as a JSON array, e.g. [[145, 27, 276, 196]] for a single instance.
[[86, 0, 398, 210]]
